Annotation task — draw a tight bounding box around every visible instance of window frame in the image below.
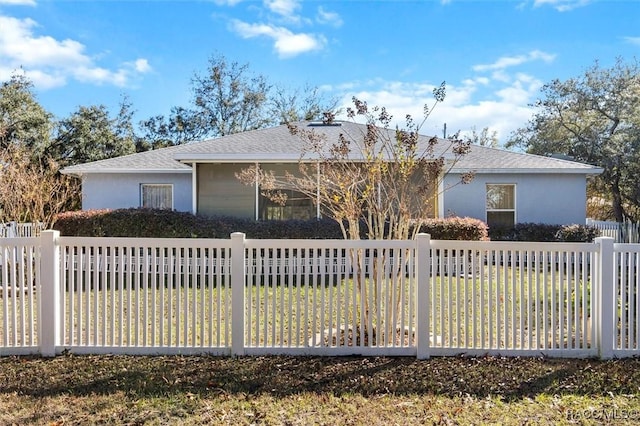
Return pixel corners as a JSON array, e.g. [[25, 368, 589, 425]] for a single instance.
[[140, 183, 174, 210], [485, 183, 516, 228]]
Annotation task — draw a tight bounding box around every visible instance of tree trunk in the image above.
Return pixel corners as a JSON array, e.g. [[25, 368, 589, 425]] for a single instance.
[[610, 178, 625, 223]]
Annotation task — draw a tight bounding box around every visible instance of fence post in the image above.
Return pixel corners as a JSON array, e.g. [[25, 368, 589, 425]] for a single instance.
[[231, 232, 246, 356], [416, 233, 431, 359], [595, 237, 615, 359], [40, 230, 61, 357], [7, 221, 17, 238]]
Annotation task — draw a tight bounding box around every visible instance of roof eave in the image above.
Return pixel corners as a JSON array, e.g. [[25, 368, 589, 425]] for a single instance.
[[173, 153, 317, 163], [61, 168, 193, 176], [450, 167, 604, 175]]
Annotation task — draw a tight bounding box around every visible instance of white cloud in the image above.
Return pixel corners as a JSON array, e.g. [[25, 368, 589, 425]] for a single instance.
[[623, 36, 640, 46], [496, 74, 543, 105], [231, 19, 325, 57], [132, 58, 152, 73], [473, 50, 556, 72], [332, 73, 540, 144], [316, 6, 343, 27], [533, 0, 591, 12], [0, 0, 36, 5], [212, 0, 244, 5], [264, 0, 300, 18], [0, 14, 151, 89]]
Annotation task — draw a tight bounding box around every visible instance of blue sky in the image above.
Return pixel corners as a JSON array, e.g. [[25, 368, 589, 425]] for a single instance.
[[0, 0, 638, 144]]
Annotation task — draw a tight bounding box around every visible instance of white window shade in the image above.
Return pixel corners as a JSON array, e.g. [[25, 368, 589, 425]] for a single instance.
[[141, 184, 173, 209]]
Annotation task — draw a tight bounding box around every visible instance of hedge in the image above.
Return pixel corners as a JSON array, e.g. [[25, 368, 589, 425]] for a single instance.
[[488, 222, 600, 242], [53, 209, 489, 241]]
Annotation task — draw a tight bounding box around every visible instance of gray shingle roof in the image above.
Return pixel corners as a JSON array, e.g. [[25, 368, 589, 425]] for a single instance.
[[61, 121, 602, 175]]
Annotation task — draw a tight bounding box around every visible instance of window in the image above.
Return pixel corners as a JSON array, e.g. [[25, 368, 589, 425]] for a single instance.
[[141, 184, 173, 209], [259, 189, 315, 220], [486, 184, 515, 228]]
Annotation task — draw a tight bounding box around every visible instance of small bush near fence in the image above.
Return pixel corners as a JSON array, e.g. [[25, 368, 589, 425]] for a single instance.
[[419, 217, 489, 241], [489, 222, 600, 242], [53, 209, 489, 240]]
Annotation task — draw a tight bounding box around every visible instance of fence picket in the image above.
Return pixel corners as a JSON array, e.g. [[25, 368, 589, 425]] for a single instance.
[[5, 233, 640, 358]]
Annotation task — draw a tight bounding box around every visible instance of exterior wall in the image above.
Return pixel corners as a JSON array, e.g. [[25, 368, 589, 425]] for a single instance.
[[79, 168, 589, 225], [197, 164, 255, 218], [442, 173, 588, 225], [81, 173, 192, 212]]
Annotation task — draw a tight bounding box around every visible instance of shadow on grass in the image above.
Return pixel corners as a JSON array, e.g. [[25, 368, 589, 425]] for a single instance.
[[1, 355, 639, 401]]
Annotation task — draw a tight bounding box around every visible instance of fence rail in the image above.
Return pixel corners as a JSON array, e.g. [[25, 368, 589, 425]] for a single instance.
[[587, 218, 640, 243], [0, 222, 44, 238], [0, 232, 636, 359]]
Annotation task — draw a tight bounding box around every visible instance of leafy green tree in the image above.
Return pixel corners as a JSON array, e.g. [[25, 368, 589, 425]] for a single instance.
[[270, 83, 340, 124], [137, 106, 207, 151], [191, 54, 272, 137], [50, 102, 136, 166], [469, 126, 499, 148], [138, 55, 339, 148], [0, 73, 53, 159], [507, 58, 640, 222]]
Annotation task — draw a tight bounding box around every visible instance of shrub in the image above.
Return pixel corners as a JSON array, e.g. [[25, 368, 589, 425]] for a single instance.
[[418, 217, 489, 241], [488, 222, 600, 242], [555, 224, 601, 242], [54, 209, 489, 240]]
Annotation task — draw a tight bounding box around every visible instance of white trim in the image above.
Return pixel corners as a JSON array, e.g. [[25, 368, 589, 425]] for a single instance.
[[255, 162, 260, 221], [63, 166, 601, 176], [61, 169, 191, 175], [486, 183, 516, 226], [452, 167, 602, 175], [438, 177, 444, 218], [316, 161, 321, 219], [191, 163, 197, 214]]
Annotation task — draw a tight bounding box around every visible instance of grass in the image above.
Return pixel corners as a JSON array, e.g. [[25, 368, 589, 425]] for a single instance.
[[2, 354, 640, 425]]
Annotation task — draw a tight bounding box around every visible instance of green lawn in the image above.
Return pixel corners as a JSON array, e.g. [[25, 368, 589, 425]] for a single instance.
[[1, 354, 640, 425]]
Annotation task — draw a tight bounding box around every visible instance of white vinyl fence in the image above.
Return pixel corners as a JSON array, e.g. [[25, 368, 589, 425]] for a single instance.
[[0, 222, 45, 238], [0, 231, 637, 359], [587, 218, 640, 243]]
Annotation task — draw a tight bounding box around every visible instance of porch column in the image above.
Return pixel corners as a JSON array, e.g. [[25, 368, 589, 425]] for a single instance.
[[255, 162, 260, 221], [191, 162, 197, 214], [316, 161, 321, 219]]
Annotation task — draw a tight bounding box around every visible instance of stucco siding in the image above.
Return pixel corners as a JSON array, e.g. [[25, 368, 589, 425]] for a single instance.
[[81, 173, 192, 212], [443, 173, 588, 225]]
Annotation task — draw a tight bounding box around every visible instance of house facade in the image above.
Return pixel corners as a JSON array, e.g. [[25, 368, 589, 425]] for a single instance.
[[62, 121, 602, 228]]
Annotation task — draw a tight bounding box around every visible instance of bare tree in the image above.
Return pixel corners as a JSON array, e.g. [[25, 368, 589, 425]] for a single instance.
[[0, 144, 78, 227], [239, 83, 473, 342]]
